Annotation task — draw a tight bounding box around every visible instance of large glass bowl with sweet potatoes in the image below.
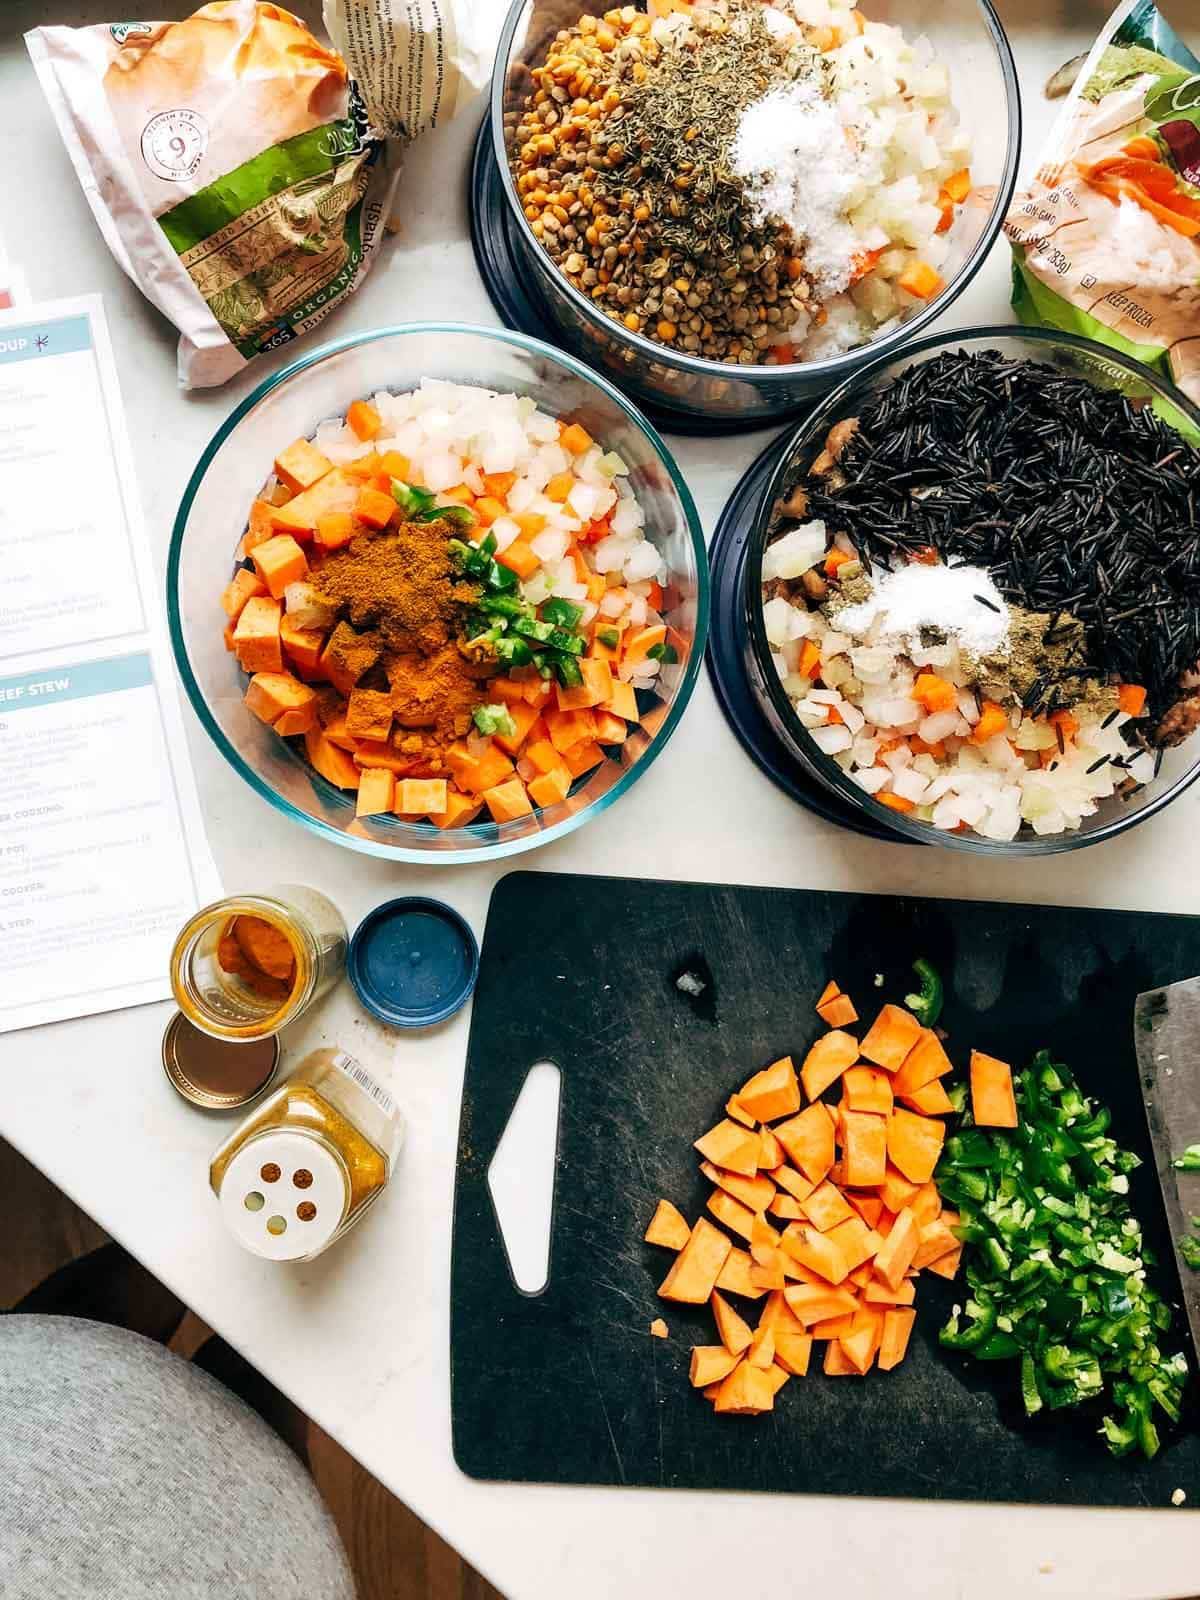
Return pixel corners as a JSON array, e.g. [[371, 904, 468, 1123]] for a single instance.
[[168, 323, 707, 862]]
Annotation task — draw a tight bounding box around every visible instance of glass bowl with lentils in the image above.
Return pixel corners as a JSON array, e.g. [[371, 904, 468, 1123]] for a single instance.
[[491, 0, 1020, 424]]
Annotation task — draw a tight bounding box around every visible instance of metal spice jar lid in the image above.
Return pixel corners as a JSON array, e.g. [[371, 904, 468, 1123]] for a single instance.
[[161, 1012, 280, 1110]]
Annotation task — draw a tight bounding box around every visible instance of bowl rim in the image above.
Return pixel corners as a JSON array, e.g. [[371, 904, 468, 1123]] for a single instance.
[[167, 319, 709, 865], [744, 322, 1200, 854], [489, 0, 1022, 384]]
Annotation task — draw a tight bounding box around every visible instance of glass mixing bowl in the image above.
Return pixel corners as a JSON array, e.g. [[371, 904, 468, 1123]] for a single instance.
[[168, 324, 707, 864], [491, 0, 1020, 425], [743, 326, 1200, 854]]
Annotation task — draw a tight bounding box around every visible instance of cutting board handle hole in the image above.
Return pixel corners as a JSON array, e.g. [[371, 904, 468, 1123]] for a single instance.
[[486, 1059, 561, 1296]]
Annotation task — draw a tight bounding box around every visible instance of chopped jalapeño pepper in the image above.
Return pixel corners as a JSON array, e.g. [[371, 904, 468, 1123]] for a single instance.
[[904, 957, 943, 1027]]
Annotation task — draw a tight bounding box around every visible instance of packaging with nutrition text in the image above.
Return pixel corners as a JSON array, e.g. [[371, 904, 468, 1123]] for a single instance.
[[1005, 0, 1200, 404]]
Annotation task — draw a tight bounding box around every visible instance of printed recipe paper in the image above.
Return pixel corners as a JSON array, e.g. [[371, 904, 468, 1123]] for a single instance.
[[0, 296, 219, 1032]]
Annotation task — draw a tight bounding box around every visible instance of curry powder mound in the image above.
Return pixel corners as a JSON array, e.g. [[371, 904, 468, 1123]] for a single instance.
[[312, 516, 499, 768]]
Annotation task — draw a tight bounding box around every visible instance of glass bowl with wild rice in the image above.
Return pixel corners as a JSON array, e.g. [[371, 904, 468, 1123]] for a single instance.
[[490, 0, 1019, 426], [744, 325, 1200, 853]]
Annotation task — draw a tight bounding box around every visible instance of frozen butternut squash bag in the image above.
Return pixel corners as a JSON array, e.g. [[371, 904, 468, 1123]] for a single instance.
[[1005, 0, 1200, 404], [26, 1, 497, 387]]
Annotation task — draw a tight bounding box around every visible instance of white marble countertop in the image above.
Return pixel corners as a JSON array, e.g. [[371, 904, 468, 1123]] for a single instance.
[[4, 2, 1200, 1596]]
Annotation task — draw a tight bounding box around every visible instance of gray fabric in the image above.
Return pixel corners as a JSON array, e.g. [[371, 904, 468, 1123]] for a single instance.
[[0, 1316, 355, 1600]]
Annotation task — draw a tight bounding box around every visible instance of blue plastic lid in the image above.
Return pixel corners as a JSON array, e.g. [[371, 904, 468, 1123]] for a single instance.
[[348, 897, 480, 1028]]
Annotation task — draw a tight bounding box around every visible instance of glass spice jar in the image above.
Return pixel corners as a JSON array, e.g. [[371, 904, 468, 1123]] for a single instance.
[[171, 886, 347, 1041], [209, 1047, 404, 1262]]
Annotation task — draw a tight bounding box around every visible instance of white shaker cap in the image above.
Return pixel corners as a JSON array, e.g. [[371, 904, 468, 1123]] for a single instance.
[[217, 1131, 347, 1260]]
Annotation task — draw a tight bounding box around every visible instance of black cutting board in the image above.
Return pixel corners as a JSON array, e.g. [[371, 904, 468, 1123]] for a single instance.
[[451, 872, 1200, 1506]]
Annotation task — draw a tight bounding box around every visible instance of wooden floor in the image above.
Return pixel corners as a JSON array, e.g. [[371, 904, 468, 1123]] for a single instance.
[[0, 1136, 503, 1600]]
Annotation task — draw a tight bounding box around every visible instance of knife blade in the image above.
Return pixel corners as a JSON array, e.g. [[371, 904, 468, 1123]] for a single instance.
[[1134, 978, 1200, 1364]]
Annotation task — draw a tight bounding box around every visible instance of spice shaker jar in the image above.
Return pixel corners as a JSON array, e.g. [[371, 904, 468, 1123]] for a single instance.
[[209, 1047, 403, 1262], [171, 886, 347, 1041]]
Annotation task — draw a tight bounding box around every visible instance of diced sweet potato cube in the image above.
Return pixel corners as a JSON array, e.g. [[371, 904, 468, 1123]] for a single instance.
[[524, 738, 562, 776], [714, 1247, 764, 1300], [252, 533, 312, 601], [347, 399, 382, 441], [707, 1188, 756, 1242], [355, 767, 395, 817], [221, 567, 267, 620], [738, 1056, 801, 1123], [816, 980, 841, 1010], [749, 1252, 787, 1292], [783, 1281, 858, 1327], [910, 1180, 942, 1226], [483, 777, 534, 822], [840, 1307, 885, 1374], [892, 1028, 954, 1096], [495, 541, 540, 579], [464, 743, 518, 795], [645, 1199, 690, 1250], [345, 687, 394, 743], [842, 1065, 893, 1116], [690, 1345, 740, 1387], [817, 993, 859, 1027], [527, 765, 572, 808], [886, 1107, 946, 1184], [748, 1212, 782, 1265], [603, 679, 640, 722], [233, 595, 283, 674], [320, 621, 381, 695], [901, 1078, 955, 1115], [799, 1028, 859, 1100], [710, 1290, 754, 1356], [430, 788, 484, 830], [824, 1215, 882, 1274], [860, 1003, 923, 1071], [563, 739, 604, 779], [970, 1049, 1018, 1128], [694, 1118, 759, 1177], [280, 613, 325, 673], [768, 1193, 804, 1220], [314, 512, 357, 551], [774, 1103, 835, 1183], [759, 1126, 783, 1168], [274, 703, 318, 737], [773, 1331, 813, 1376], [270, 468, 359, 537], [925, 1243, 963, 1280], [243, 670, 315, 727], [871, 1205, 919, 1289], [275, 437, 333, 494], [354, 486, 396, 529], [593, 710, 628, 745], [758, 1288, 808, 1337], [823, 1341, 863, 1376], [303, 727, 360, 790], [879, 1163, 921, 1214], [912, 1216, 959, 1270], [699, 1161, 775, 1213], [394, 778, 447, 816], [772, 1165, 817, 1203], [779, 1224, 849, 1285], [658, 1217, 732, 1304], [863, 1277, 916, 1307], [245, 498, 281, 553], [842, 1110, 888, 1188], [747, 1325, 775, 1369], [798, 1180, 854, 1233], [811, 1311, 856, 1340], [649, 1318, 668, 1339], [555, 657, 613, 712], [323, 713, 356, 752], [713, 1361, 775, 1414], [878, 1307, 917, 1371]]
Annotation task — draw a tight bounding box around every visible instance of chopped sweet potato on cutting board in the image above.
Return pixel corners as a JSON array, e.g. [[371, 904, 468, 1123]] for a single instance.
[[714, 1247, 764, 1300], [970, 1050, 1018, 1128], [711, 1291, 753, 1356], [699, 1162, 775, 1213], [658, 1218, 732, 1304], [774, 1102, 835, 1183], [649, 1318, 669, 1339], [799, 1029, 859, 1101], [738, 1056, 801, 1122], [694, 1118, 759, 1177], [860, 1004, 923, 1071], [644, 1199, 690, 1251]]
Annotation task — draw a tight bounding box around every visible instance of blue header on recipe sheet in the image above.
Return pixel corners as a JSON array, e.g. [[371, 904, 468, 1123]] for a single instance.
[[0, 313, 91, 368], [0, 654, 152, 711]]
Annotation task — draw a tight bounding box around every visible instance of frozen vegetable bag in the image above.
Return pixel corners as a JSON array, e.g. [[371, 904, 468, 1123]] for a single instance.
[[1005, 0, 1200, 403]]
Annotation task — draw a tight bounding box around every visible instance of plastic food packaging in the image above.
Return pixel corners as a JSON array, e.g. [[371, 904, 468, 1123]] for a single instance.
[[26, 0, 497, 387], [1005, 0, 1200, 404]]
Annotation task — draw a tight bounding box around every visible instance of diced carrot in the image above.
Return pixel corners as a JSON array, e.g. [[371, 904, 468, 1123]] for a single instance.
[[355, 767, 395, 817], [943, 166, 971, 202], [886, 1107, 946, 1184], [314, 512, 358, 551], [824, 548, 854, 577], [495, 541, 540, 579], [353, 487, 396, 530], [243, 671, 315, 727], [971, 700, 1009, 744], [233, 595, 283, 674], [623, 624, 667, 667], [441, 484, 475, 506], [221, 568, 267, 620], [913, 672, 957, 713], [842, 1065, 893, 1116], [738, 1056, 801, 1123], [694, 1118, 759, 1177], [774, 1103, 835, 1183], [798, 639, 821, 679], [274, 437, 333, 494], [483, 470, 517, 499], [800, 1028, 859, 1100], [544, 471, 575, 503], [528, 765, 572, 808], [483, 776, 533, 822], [513, 512, 546, 538], [896, 260, 943, 299], [658, 1217, 733, 1304], [644, 1198, 690, 1250], [344, 451, 382, 482], [376, 450, 411, 481], [860, 1003, 923, 1072], [841, 1110, 887, 1187], [1049, 708, 1079, 744], [494, 699, 541, 756], [935, 192, 956, 233], [559, 422, 593, 455], [303, 727, 360, 790], [970, 1050, 1018, 1128], [877, 1307, 917, 1371], [430, 789, 484, 830], [251, 534, 308, 600], [346, 399, 382, 441], [1118, 683, 1147, 716]]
